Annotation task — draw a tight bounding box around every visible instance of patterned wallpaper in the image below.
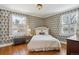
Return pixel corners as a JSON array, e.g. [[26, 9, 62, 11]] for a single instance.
[[27, 16, 44, 29], [45, 14, 61, 36], [26, 16, 44, 35], [44, 9, 78, 41], [0, 9, 44, 45], [0, 9, 13, 45], [0, 8, 78, 45]]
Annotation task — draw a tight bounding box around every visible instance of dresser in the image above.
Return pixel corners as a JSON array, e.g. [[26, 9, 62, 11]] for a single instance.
[[67, 35, 79, 55]]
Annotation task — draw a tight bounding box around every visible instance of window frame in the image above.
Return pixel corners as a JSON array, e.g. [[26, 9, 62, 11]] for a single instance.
[[11, 14, 26, 36], [60, 11, 78, 36]]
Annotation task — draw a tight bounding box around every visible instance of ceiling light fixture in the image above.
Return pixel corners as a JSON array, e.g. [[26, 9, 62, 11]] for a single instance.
[[36, 4, 43, 10]]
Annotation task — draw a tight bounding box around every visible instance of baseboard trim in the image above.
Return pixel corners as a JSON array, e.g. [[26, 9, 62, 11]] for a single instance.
[[0, 42, 13, 48], [0, 41, 67, 48]]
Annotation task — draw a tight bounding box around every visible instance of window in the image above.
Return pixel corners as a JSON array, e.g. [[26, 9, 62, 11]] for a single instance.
[[60, 11, 78, 36], [12, 14, 26, 36]]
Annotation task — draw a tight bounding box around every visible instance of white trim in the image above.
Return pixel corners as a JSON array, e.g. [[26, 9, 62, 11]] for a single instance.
[[0, 5, 78, 18], [0, 42, 13, 48]]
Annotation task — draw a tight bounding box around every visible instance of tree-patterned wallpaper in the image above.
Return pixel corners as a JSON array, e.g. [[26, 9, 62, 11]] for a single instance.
[[0, 9, 44, 46], [0, 9, 13, 45]]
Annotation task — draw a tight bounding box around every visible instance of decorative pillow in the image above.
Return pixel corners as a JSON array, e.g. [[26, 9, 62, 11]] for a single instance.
[[39, 32, 45, 35]]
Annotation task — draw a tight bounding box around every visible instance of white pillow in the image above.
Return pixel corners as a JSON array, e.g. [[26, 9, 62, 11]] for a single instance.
[[35, 27, 49, 35]]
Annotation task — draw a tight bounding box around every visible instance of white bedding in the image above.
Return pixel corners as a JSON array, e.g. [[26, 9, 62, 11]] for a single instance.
[[27, 35, 61, 51]]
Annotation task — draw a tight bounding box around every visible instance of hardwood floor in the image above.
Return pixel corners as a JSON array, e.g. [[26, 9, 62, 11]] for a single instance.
[[0, 43, 66, 55]]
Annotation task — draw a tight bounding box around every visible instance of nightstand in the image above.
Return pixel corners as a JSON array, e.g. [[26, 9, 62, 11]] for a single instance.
[[26, 36, 32, 43]]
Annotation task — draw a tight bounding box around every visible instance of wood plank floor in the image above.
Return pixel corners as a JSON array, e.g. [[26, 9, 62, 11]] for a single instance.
[[0, 43, 66, 55]]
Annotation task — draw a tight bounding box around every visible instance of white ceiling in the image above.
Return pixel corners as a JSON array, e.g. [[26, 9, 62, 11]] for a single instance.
[[0, 4, 79, 18]]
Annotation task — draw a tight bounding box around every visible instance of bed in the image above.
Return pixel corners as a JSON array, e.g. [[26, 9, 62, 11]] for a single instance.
[[27, 27, 61, 51]]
